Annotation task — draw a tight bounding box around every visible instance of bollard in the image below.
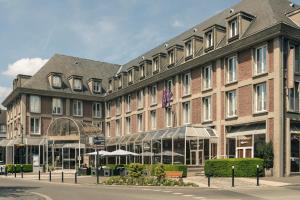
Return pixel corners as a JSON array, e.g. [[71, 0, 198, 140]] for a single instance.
[[49, 171, 52, 182], [62, 171, 64, 183], [256, 165, 260, 186], [21, 165, 23, 178], [208, 174, 211, 187], [232, 166, 235, 187], [14, 165, 16, 178], [38, 170, 41, 180], [5, 166, 7, 176], [96, 167, 99, 184], [75, 172, 77, 184]]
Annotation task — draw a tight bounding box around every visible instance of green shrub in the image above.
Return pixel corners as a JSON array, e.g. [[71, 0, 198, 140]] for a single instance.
[[204, 158, 264, 177], [6, 164, 33, 173], [127, 163, 144, 178], [255, 142, 274, 169], [154, 164, 166, 181]]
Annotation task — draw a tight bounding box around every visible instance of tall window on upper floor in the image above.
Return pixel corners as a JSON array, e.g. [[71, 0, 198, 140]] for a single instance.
[[183, 72, 191, 96], [229, 19, 238, 38], [30, 95, 41, 113], [168, 50, 175, 65], [153, 57, 159, 73], [93, 81, 101, 93], [116, 119, 120, 136], [254, 82, 267, 113], [126, 95, 131, 112], [74, 78, 82, 91], [226, 90, 237, 117], [108, 80, 113, 91], [289, 44, 300, 73], [137, 113, 143, 132], [203, 96, 212, 121], [93, 102, 102, 118], [106, 122, 111, 137], [52, 98, 63, 115], [150, 84, 157, 105], [227, 56, 237, 83], [30, 117, 40, 135], [107, 101, 111, 117], [185, 41, 193, 57], [116, 98, 121, 115], [53, 75, 62, 88], [118, 76, 122, 88], [289, 82, 300, 112], [73, 100, 83, 116], [140, 65, 145, 78], [254, 45, 267, 75], [150, 110, 156, 130], [166, 79, 173, 92], [205, 31, 213, 48], [137, 89, 144, 109], [128, 70, 133, 83], [203, 65, 212, 90], [126, 117, 131, 134], [182, 101, 190, 125], [165, 107, 172, 127]]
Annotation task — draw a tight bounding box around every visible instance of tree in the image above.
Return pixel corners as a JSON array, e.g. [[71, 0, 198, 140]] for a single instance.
[[255, 141, 274, 169]]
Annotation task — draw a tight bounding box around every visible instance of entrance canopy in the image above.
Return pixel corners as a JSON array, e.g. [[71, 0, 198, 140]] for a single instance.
[[226, 123, 266, 138]]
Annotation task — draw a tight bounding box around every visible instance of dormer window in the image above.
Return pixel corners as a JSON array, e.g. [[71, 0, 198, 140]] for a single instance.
[[153, 57, 159, 73], [118, 76, 122, 88], [229, 19, 238, 38], [128, 70, 133, 83], [140, 64, 145, 78], [205, 31, 213, 48], [108, 80, 113, 91], [53, 75, 62, 88], [168, 50, 175, 65], [185, 41, 193, 57], [93, 81, 101, 93], [74, 78, 82, 91]]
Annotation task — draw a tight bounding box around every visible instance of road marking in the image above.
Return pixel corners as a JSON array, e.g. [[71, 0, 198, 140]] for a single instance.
[[163, 191, 172, 193], [183, 194, 194, 197], [153, 189, 161, 192], [193, 197, 205, 199], [173, 193, 183, 195], [30, 192, 53, 200]]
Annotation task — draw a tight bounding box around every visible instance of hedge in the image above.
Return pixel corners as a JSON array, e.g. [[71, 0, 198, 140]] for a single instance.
[[6, 164, 33, 173], [204, 158, 264, 177], [104, 164, 187, 177]]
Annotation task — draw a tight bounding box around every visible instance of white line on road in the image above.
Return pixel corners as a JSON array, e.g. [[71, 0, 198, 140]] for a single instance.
[[193, 197, 205, 199], [172, 193, 183, 195], [30, 192, 53, 200], [183, 194, 194, 197]]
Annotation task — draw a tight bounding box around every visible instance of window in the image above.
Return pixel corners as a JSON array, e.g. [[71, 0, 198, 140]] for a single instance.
[[74, 78, 82, 90], [254, 45, 267, 75], [206, 31, 213, 48], [166, 79, 173, 92], [108, 80, 113, 91], [93, 81, 101, 93], [53, 75, 62, 88], [203, 65, 212, 89], [168, 50, 175, 65], [137, 89, 144, 108], [165, 107, 172, 127], [128, 70, 133, 83], [183, 101, 190, 124], [73, 100, 83, 116], [140, 65, 145, 78], [106, 122, 111, 137], [185, 41, 193, 57], [150, 110, 156, 130], [0, 125, 6, 133], [254, 83, 267, 112], [137, 114, 143, 132], [118, 76, 122, 88], [227, 56, 237, 83], [203, 96, 212, 121], [126, 95, 131, 112], [229, 19, 238, 38], [183, 72, 191, 96], [30, 117, 40, 135], [153, 57, 159, 72], [30, 95, 41, 113], [226, 91, 237, 117], [52, 98, 63, 115], [93, 102, 102, 118], [125, 117, 131, 134], [289, 82, 300, 112], [107, 102, 111, 117], [116, 119, 120, 136], [116, 98, 121, 115], [150, 84, 157, 105], [295, 46, 300, 73]]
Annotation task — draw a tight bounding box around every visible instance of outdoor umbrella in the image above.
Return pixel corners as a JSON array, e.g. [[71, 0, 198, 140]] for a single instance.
[[109, 149, 139, 156], [86, 150, 111, 156]]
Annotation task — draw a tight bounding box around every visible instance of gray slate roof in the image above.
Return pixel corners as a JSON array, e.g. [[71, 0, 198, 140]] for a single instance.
[[118, 0, 300, 73], [21, 54, 120, 96]]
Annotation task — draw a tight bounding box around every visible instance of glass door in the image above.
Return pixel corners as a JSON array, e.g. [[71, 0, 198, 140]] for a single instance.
[[291, 134, 300, 173]]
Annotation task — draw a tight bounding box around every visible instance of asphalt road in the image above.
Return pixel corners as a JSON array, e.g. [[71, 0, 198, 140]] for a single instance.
[[1, 177, 300, 200]]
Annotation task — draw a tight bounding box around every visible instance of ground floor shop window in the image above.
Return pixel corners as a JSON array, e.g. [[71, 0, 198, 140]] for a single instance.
[[291, 134, 300, 173]]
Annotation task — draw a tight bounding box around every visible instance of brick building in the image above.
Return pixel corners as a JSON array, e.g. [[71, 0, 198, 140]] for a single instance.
[[2, 0, 300, 176]]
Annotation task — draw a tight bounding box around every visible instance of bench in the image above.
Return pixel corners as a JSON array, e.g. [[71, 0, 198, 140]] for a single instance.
[[165, 171, 183, 178]]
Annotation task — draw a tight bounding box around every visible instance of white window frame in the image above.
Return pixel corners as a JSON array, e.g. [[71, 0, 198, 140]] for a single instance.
[[254, 83, 267, 113], [73, 100, 83, 117], [203, 96, 212, 121], [168, 50, 175, 65], [137, 89, 144, 109], [93, 102, 102, 118], [109, 81, 113, 91], [229, 19, 238, 38], [137, 114, 143, 132], [118, 76, 122, 88], [106, 122, 111, 137], [107, 102, 111, 117], [185, 40, 193, 57], [52, 75, 62, 88], [128, 70, 133, 83], [140, 65, 145, 77], [254, 45, 268, 75], [126, 117, 131, 134], [74, 78, 82, 90], [226, 90, 237, 118], [183, 101, 190, 125], [203, 65, 212, 90], [183, 72, 191, 96], [165, 107, 172, 127], [30, 95, 41, 113], [126, 95, 131, 112], [206, 31, 213, 48], [116, 119, 120, 136], [116, 98, 121, 115], [227, 56, 237, 83], [150, 84, 157, 105], [52, 98, 63, 115], [153, 57, 159, 72], [150, 110, 156, 130], [30, 117, 41, 135], [289, 82, 300, 112], [93, 81, 101, 93]]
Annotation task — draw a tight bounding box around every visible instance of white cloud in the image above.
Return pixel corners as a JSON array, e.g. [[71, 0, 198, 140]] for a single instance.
[[172, 20, 184, 28], [2, 58, 48, 77]]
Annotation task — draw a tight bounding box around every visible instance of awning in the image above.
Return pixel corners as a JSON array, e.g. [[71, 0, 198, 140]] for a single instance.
[[226, 123, 266, 138], [62, 143, 85, 149], [25, 138, 47, 146]]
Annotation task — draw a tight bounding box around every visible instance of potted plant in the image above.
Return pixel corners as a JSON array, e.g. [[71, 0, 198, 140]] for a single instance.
[[256, 142, 274, 176]]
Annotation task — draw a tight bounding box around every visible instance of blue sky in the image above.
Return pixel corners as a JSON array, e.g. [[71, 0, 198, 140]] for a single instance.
[[0, 0, 300, 108]]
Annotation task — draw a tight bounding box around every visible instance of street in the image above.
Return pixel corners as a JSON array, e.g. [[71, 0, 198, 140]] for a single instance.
[[1, 176, 300, 200]]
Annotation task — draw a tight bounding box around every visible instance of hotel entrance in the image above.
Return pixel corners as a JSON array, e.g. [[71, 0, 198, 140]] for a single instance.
[[189, 139, 204, 166]]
